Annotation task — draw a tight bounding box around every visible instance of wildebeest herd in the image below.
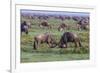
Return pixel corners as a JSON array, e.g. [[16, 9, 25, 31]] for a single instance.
[[21, 10, 89, 62], [21, 16, 89, 34], [21, 18, 89, 50]]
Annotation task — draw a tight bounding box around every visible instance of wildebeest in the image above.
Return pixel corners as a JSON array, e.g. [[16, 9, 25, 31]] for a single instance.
[[58, 23, 69, 31], [72, 16, 81, 22], [33, 33, 57, 50], [21, 21, 29, 35], [59, 16, 65, 21], [58, 32, 82, 48], [65, 16, 71, 20], [78, 24, 89, 30], [39, 21, 52, 29], [38, 16, 49, 20], [77, 18, 89, 30], [27, 21, 32, 28]]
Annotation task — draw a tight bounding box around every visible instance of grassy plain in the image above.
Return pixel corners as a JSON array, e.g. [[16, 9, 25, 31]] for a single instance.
[[21, 17, 89, 63]]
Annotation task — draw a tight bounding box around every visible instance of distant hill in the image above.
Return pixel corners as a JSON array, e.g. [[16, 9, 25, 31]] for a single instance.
[[21, 9, 89, 17]]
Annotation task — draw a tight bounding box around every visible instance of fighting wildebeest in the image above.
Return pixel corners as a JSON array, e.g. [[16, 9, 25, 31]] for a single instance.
[[33, 33, 57, 50], [58, 23, 69, 31], [21, 21, 29, 35], [58, 32, 82, 48], [39, 21, 52, 29]]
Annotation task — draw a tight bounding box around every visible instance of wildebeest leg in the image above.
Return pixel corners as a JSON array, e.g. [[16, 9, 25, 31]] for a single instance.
[[48, 42, 52, 48], [37, 40, 41, 49], [33, 39, 41, 50], [65, 43, 67, 48], [79, 41, 82, 47], [74, 39, 81, 52], [77, 38, 82, 47], [25, 29, 28, 34], [74, 40, 78, 48], [33, 41, 37, 50]]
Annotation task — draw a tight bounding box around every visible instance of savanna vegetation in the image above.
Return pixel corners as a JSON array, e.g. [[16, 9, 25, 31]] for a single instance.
[[21, 13, 89, 63]]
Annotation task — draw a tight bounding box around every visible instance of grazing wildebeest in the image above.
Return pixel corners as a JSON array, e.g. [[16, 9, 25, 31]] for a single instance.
[[39, 21, 52, 29], [65, 16, 71, 20], [58, 23, 68, 31], [33, 33, 57, 50], [38, 16, 49, 20], [77, 19, 89, 30], [72, 16, 81, 22], [58, 32, 82, 48], [27, 21, 32, 28], [21, 21, 29, 35], [59, 16, 65, 21]]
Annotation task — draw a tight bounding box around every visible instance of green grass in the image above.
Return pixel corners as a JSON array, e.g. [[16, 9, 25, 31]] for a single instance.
[[21, 17, 89, 63], [21, 51, 89, 63]]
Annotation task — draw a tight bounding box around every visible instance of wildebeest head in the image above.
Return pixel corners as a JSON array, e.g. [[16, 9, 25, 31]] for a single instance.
[[49, 37, 57, 48], [45, 33, 57, 48], [58, 32, 82, 48]]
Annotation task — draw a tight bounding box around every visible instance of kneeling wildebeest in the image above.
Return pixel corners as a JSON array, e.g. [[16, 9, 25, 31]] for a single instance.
[[58, 23, 69, 31], [39, 21, 52, 29], [58, 32, 82, 49], [33, 33, 57, 50]]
